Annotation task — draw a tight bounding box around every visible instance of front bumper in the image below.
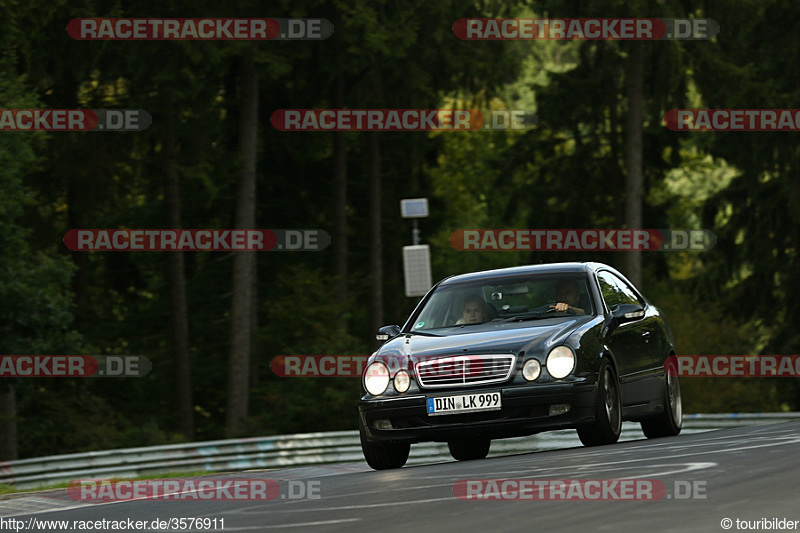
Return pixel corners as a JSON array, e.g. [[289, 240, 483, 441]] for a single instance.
[[359, 380, 596, 443]]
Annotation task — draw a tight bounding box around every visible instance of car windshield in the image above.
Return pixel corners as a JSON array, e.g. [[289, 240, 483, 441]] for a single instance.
[[408, 273, 594, 331]]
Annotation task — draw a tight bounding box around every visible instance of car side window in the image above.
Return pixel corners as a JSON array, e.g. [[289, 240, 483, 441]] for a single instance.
[[596, 271, 644, 311]]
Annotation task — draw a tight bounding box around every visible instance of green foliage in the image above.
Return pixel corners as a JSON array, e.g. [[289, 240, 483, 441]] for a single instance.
[[645, 278, 789, 412], [0, 71, 80, 350], [249, 265, 368, 434]]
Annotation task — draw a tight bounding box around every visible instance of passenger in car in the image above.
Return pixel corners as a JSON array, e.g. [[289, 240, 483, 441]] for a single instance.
[[551, 280, 586, 315], [456, 296, 488, 324]]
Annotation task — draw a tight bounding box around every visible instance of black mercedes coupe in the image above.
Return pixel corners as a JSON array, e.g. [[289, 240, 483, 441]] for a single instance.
[[358, 262, 682, 470]]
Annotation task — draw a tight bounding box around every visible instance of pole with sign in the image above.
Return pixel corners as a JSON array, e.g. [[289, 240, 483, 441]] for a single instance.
[[400, 198, 431, 297]]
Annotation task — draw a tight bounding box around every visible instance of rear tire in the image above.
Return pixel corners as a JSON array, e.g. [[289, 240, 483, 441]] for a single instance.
[[359, 419, 410, 470], [577, 359, 622, 446], [641, 357, 683, 438], [448, 439, 491, 461]]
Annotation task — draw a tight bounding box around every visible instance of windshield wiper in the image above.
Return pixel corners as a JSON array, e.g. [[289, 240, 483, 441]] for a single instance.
[[403, 330, 440, 337], [501, 314, 552, 322]]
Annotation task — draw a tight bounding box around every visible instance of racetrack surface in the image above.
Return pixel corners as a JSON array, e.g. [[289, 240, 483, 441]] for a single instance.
[[2, 422, 798, 532]]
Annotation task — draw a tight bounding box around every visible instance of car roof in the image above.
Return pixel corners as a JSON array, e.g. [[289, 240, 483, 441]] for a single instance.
[[439, 262, 609, 286]]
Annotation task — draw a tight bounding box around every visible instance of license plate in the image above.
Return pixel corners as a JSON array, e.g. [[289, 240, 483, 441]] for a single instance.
[[426, 391, 501, 416]]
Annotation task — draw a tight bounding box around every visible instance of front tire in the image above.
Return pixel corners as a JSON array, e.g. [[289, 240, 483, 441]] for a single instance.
[[448, 439, 491, 461], [641, 357, 683, 438], [359, 419, 410, 470], [577, 360, 622, 446]]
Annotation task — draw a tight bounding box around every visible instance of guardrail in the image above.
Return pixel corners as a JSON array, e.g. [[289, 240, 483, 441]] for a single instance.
[[1, 413, 798, 489]]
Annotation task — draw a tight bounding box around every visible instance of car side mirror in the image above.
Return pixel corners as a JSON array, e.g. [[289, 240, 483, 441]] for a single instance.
[[376, 325, 401, 341], [602, 304, 645, 337], [613, 303, 646, 322]]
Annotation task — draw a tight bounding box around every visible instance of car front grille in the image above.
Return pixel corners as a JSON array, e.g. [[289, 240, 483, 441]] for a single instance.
[[415, 354, 515, 388]]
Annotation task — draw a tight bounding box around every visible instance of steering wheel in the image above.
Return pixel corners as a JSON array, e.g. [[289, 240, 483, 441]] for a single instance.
[[546, 305, 577, 315]]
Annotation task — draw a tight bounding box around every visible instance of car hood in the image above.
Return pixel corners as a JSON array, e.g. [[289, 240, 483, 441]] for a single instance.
[[373, 319, 588, 365]]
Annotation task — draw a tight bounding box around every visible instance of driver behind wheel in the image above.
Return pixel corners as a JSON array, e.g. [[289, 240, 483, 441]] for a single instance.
[[551, 280, 586, 315]]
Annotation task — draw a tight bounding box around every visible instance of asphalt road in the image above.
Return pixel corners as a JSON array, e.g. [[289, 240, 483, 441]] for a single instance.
[[3, 422, 799, 532]]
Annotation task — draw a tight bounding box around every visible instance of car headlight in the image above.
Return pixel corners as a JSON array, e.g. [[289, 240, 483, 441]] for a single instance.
[[394, 370, 411, 392], [522, 359, 541, 381], [364, 362, 390, 395], [546, 346, 575, 379]]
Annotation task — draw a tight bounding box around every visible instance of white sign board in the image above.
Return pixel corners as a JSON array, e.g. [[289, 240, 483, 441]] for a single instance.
[[400, 198, 429, 218], [403, 245, 432, 297]]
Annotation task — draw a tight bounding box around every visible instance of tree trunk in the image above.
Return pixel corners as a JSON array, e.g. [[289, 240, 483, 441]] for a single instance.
[[369, 134, 384, 335], [249, 273, 259, 390], [67, 178, 88, 332], [164, 104, 194, 440], [226, 49, 258, 437], [623, 43, 644, 287], [334, 72, 349, 314], [0, 384, 17, 460]]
